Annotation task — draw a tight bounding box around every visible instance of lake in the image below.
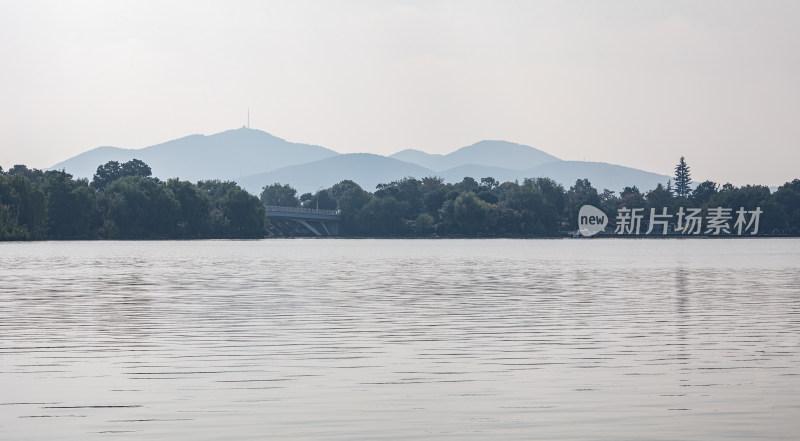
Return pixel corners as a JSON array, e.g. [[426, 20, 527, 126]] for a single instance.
[[1, 239, 798, 440]]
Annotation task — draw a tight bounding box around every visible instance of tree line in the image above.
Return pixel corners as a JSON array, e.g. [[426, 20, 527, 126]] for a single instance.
[[261, 158, 800, 237], [0, 160, 266, 240], [2, 157, 799, 240]]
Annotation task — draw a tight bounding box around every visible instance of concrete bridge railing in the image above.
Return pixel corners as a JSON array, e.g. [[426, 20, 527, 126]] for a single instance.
[[263, 206, 341, 216]]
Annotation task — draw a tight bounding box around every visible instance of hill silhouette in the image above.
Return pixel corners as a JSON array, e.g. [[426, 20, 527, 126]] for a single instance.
[[527, 161, 670, 192], [241, 157, 670, 195], [49, 128, 337, 182], [237, 154, 435, 195]]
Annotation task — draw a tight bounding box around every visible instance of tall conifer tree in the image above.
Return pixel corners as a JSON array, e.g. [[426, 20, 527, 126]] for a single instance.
[[674, 156, 691, 198]]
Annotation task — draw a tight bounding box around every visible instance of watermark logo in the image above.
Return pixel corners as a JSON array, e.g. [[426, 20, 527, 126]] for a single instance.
[[614, 206, 762, 235], [577, 205, 763, 236], [578, 205, 608, 237]]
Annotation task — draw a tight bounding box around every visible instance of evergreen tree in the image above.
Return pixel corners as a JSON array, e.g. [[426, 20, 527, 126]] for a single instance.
[[674, 156, 691, 198]]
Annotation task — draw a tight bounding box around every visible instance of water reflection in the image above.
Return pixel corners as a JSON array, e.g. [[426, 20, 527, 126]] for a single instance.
[[0, 239, 799, 440]]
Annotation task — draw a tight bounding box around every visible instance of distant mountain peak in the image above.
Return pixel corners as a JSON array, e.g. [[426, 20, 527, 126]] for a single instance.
[[466, 139, 521, 147], [392, 148, 444, 157], [391, 139, 561, 172]]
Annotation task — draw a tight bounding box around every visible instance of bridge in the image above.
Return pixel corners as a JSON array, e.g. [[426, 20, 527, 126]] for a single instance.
[[264, 206, 341, 236]]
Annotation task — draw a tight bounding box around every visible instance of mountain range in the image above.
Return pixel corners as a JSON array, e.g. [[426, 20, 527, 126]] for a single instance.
[[49, 128, 671, 195]]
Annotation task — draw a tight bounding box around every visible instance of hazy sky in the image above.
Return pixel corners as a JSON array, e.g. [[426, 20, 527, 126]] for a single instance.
[[2, 0, 798, 185]]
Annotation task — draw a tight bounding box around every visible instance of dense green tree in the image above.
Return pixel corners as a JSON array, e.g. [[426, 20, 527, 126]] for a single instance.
[[196, 180, 240, 199], [328, 180, 362, 202], [198, 180, 267, 238], [492, 203, 524, 235], [220, 185, 267, 238], [299, 192, 313, 206], [413, 213, 435, 235], [493, 181, 518, 204], [167, 179, 212, 238], [260, 183, 300, 207], [505, 184, 548, 234], [1, 173, 45, 239], [43, 170, 96, 239], [705, 184, 779, 234], [453, 191, 492, 236], [758, 199, 787, 235], [709, 184, 771, 210], [121, 159, 152, 178], [527, 178, 565, 210], [337, 186, 372, 234], [92, 158, 153, 191], [599, 189, 618, 216], [477, 190, 498, 204], [421, 176, 445, 192], [452, 192, 492, 235], [774, 179, 800, 212], [618, 186, 646, 209], [91, 161, 122, 191], [646, 184, 675, 212], [337, 186, 372, 213], [375, 178, 423, 218], [480, 177, 499, 190], [526, 178, 566, 232], [304, 189, 337, 210], [620, 186, 639, 198], [565, 179, 601, 230], [422, 185, 450, 215], [773, 179, 800, 234], [3, 173, 47, 239], [453, 177, 480, 194], [7, 165, 45, 183], [691, 180, 718, 205], [355, 196, 410, 236], [102, 176, 179, 238]]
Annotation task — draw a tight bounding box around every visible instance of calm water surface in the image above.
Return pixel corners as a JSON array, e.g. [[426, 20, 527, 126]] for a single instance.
[[1, 239, 798, 440]]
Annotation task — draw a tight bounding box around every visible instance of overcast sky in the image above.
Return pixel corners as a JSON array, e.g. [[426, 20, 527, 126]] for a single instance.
[[2, 0, 798, 185]]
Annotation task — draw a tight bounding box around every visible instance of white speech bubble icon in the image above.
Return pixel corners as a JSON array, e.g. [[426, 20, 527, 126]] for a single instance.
[[578, 205, 608, 237]]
